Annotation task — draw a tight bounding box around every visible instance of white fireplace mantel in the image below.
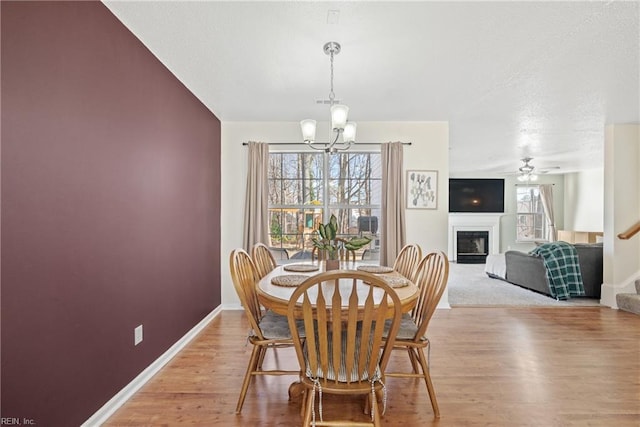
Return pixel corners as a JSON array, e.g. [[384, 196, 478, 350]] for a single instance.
[[448, 213, 502, 262]]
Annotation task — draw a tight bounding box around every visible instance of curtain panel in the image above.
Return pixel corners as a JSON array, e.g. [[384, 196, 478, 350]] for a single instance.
[[380, 141, 406, 266], [539, 184, 556, 242], [242, 141, 270, 251]]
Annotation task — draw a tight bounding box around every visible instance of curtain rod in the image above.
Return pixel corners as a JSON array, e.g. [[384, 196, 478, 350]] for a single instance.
[[242, 141, 412, 146], [514, 183, 555, 185]]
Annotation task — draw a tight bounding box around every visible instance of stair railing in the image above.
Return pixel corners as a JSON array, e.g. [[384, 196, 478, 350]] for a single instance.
[[618, 221, 640, 240]]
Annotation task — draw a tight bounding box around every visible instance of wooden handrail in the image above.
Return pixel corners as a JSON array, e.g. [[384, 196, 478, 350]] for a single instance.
[[618, 221, 640, 240]]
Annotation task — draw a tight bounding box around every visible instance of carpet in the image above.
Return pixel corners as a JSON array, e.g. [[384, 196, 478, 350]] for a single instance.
[[447, 262, 602, 307]]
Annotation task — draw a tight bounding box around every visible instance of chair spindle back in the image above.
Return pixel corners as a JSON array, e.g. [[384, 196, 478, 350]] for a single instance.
[[251, 242, 278, 279], [229, 249, 264, 338], [288, 270, 402, 387], [393, 243, 423, 282], [411, 251, 449, 340]]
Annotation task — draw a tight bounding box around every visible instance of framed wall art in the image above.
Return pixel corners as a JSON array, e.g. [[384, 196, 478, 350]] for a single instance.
[[406, 170, 438, 209]]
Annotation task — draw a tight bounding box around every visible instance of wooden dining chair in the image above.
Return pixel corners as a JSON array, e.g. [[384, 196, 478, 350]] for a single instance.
[[229, 248, 299, 414], [385, 251, 449, 418], [287, 270, 403, 426], [251, 242, 278, 279], [392, 243, 423, 282]]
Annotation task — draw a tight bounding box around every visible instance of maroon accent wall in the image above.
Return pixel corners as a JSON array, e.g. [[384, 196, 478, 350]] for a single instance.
[[1, 2, 221, 425]]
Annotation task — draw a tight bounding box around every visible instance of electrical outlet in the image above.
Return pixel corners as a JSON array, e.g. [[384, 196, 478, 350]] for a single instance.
[[134, 325, 143, 346]]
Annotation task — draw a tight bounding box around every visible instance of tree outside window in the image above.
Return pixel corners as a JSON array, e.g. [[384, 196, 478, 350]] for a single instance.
[[268, 151, 381, 259], [516, 185, 546, 241]]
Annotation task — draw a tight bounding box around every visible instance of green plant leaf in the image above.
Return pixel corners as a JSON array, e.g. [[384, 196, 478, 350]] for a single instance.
[[329, 214, 338, 230], [348, 237, 372, 248], [327, 225, 336, 241], [318, 224, 326, 239]]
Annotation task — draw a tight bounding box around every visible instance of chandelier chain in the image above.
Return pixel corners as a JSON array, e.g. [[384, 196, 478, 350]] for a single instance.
[[329, 49, 335, 104]]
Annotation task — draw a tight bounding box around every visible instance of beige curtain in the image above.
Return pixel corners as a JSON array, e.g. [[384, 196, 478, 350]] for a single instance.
[[380, 142, 406, 266], [539, 184, 556, 242], [242, 141, 270, 251]]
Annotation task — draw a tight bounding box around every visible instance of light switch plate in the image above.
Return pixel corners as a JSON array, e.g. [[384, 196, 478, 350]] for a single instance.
[[134, 325, 143, 346]]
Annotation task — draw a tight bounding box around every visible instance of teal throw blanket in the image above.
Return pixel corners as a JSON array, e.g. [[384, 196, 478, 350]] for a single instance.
[[529, 242, 585, 300]]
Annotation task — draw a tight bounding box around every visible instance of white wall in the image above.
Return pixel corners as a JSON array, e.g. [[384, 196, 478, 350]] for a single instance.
[[564, 169, 604, 232], [602, 124, 640, 307], [221, 121, 450, 308]]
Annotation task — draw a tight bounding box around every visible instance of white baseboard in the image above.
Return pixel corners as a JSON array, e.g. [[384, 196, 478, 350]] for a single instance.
[[600, 270, 640, 308], [221, 302, 243, 310], [82, 306, 223, 426]]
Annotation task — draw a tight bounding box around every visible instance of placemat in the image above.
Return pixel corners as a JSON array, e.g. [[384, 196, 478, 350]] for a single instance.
[[271, 274, 309, 287], [357, 265, 394, 274], [383, 276, 409, 288], [283, 264, 320, 273]]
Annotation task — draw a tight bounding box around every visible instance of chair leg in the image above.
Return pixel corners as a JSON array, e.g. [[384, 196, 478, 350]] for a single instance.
[[300, 389, 307, 418], [370, 391, 381, 427], [407, 348, 420, 374], [235, 344, 261, 414], [256, 345, 267, 370], [302, 387, 314, 426], [417, 348, 440, 418]]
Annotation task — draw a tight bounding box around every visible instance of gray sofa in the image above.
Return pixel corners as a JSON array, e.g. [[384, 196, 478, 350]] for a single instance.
[[504, 243, 603, 298]]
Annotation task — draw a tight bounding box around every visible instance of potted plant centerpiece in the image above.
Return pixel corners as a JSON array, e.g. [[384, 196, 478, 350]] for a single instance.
[[312, 214, 372, 270]]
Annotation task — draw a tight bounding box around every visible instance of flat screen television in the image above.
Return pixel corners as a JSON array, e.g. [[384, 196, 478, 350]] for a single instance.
[[449, 178, 505, 213]]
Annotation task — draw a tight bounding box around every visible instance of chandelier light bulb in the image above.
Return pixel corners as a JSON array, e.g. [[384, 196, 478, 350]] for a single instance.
[[300, 119, 316, 143], [330, 104, 349, 131], [343, 122, 357, 143]]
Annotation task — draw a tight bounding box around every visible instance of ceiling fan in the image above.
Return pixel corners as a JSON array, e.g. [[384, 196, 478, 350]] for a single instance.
[[515, 157, 559, 181]]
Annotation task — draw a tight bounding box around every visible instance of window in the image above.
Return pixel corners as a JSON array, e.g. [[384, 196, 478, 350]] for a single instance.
[[516, 185, 546, 241], [268, 151, 381, 259]]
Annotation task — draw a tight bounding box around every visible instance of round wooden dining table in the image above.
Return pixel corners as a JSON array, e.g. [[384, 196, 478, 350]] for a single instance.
[[257, 260, 419, 401], [257, 260, 420, 316]]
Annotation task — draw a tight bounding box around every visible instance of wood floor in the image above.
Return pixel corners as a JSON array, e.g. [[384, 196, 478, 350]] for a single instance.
[[104, 307, 640, 426]]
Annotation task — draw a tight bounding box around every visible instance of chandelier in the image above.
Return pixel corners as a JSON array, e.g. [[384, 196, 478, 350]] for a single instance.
[[517, 157, 538, 182], [300, 41, 356, 153]]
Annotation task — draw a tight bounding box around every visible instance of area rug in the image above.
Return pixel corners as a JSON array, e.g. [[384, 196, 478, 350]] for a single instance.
[[447, 263, 602, 307]]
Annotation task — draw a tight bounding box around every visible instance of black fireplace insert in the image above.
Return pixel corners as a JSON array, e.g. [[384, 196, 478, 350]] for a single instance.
[[456, 231, 489, 264]]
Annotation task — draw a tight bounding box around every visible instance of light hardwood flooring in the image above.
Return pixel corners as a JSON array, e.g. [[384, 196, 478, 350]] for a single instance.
[[104, 307, 640, 426]]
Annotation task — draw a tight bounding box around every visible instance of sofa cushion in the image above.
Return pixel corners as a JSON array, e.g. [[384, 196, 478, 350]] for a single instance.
[[484, 253, 506, 280]]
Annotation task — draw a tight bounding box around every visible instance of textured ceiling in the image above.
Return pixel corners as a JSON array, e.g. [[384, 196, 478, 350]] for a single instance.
[[104, 1, 639, 175]]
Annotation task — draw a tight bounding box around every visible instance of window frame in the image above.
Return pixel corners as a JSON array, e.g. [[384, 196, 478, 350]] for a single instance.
[[515, 184, 547, 242], [267, 150, 382, 257]]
